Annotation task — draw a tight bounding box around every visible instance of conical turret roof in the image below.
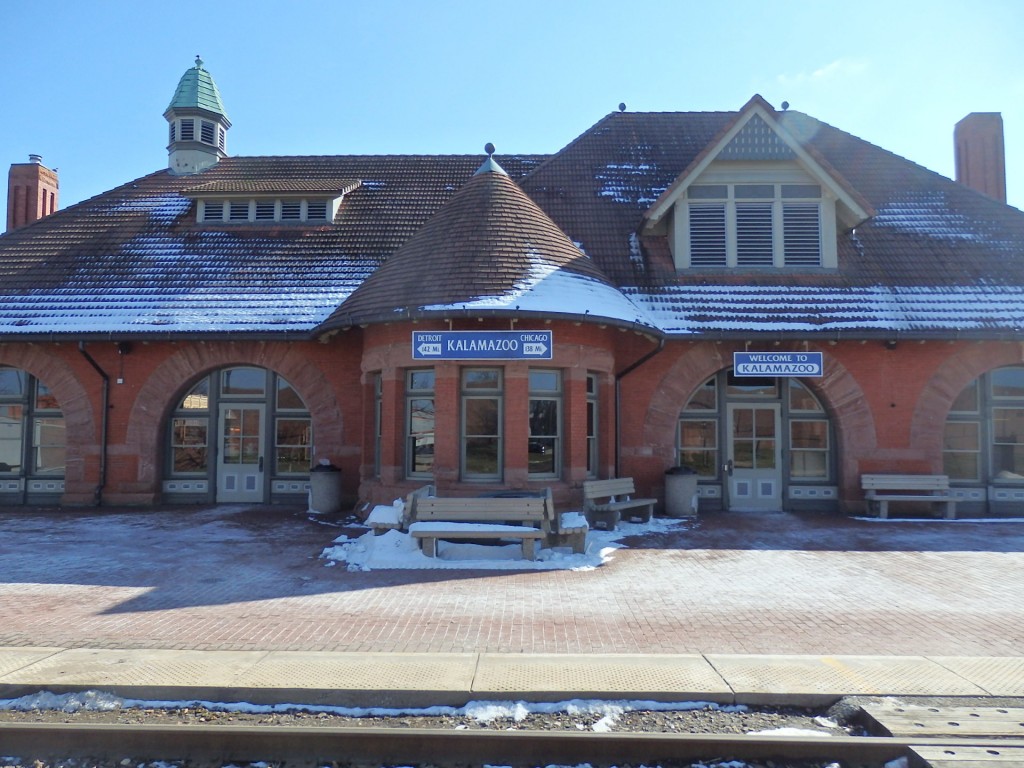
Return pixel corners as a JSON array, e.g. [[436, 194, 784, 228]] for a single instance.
[[165, 56, 230, 121], [318, 155, 654, 332]]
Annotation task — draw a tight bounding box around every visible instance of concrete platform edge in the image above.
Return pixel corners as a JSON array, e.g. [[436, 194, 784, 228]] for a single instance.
[[0, 648, 1021, 709]]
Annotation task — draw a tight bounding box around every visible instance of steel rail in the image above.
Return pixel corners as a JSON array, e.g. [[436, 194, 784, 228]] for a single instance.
[[0, 721, 928, 765]]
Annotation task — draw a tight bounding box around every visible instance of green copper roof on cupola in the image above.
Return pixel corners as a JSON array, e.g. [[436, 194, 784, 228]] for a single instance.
[[165, 56, 229, 120]]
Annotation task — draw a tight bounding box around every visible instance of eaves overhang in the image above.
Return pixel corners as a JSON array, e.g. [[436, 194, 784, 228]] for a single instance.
[[314, 305, 663, 342]]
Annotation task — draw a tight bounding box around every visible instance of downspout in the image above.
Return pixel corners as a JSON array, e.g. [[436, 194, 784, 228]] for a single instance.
[[614, 334, 665, 477], [77, 342, 109, 506]]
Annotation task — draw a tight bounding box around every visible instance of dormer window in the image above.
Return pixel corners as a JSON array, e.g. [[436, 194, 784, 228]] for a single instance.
[[202, 200, 225, 221], [306, 200, 328, 220], [681, 183, 831, 269], [255, 200, 275, 221], [228, 200, 249, 221], [198, 197, 336, 224], [281, 200, 302, 221]]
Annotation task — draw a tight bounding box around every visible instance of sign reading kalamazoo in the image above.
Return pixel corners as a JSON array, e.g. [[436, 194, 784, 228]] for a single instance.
[[733, 351, 823, 377], [413, 330, 553, 360]]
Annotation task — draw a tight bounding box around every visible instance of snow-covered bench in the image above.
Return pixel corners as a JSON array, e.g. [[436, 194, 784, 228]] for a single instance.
[[408, 489, 579, 559], [367, 484, 435, 535]]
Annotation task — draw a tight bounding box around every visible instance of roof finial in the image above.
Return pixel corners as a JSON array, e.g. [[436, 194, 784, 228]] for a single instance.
[[781, 100, 790, 111], [474, 143, 506, 176], [619, 102, 626, 112], [195, 54, 204, 69]]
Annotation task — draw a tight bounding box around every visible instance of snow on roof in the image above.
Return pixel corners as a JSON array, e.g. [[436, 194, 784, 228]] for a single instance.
[[418, 256, 658, 330], [628, 284, 1024, 335]]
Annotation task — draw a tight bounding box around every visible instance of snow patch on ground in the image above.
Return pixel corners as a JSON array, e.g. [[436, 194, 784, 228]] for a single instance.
[[320, 516, 686, 571]]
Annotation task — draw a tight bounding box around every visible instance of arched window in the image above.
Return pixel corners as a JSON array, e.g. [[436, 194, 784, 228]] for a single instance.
[[165, 367, 311, 503], [944, 365, 1024, 484], [677, 371, 833, 511], [0, 366, 65, 502]]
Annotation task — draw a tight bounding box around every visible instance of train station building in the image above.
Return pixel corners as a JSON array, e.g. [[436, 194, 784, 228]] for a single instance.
[[2, 58, 1023, 516]]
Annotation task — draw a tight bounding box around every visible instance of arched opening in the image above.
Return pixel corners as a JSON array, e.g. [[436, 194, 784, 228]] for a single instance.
[[944, 364, 1024, 514], [677, 369, 836, 512], [163, 366, 312, 504], [0, 366, 65, 504]]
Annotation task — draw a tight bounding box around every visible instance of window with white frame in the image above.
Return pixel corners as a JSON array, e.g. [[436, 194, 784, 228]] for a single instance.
[[685, 183, 824, 268]]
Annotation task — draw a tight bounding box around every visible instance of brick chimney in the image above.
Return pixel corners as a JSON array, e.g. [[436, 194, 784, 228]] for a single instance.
[[7, 154, 59, 232], [954, 113, 1007, 203]]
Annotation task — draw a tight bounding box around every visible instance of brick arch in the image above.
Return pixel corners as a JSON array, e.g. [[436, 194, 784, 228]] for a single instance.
[[125, 342, 343, 486], [0, 346, 96, 487], [912, 342, 1024, 469], [641, 343, 876, 495]]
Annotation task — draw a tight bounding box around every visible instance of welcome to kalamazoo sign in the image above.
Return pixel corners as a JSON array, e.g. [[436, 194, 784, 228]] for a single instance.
[[733, 351, 823, 377]]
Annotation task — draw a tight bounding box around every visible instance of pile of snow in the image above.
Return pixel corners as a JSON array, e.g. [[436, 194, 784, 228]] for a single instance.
[[321, 515, 686, 571], [0, 689, 744, 724]]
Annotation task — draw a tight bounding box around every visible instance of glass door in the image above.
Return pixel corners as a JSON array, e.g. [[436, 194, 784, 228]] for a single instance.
[[726, 403, 782, 511], [216, 403, 265, 502]]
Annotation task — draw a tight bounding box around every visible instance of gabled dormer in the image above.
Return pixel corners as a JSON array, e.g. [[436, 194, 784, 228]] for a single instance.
[[164, 57, 231, 176], [642, 96, 871, 271]]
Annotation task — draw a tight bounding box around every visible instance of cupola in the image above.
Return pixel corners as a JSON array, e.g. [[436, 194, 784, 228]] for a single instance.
[[164, 56, 231, 175]]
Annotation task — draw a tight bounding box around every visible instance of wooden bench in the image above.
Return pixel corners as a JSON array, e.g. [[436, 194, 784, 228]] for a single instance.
[[408, 489, 562, 560], [582, 477, 656, 531], [366, 484, 435, 535], [861, 474, 957, 519], [409, 521, 547, 559]]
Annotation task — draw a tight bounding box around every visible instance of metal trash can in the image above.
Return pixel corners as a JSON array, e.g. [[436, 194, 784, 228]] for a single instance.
[[309, 460, 343, 514], [664, 465, 699, 517]]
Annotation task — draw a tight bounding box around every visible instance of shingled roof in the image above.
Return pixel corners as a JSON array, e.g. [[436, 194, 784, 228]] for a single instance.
[[517, 105, 1024, 338], [0, 155, 543, 339], [3, 96, 1024, 341], [319, 156, 654, 332]]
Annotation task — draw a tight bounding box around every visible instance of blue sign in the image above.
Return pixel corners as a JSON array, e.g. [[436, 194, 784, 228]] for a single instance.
[[412, 330, 553, 360], [733, 351, 823, 377]]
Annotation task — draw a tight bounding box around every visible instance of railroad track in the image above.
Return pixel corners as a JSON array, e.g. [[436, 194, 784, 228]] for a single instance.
[[5, 721, 1023, 767]]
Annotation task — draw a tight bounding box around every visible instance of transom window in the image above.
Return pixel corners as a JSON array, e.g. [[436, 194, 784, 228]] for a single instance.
[[685, 183, 823, 268]]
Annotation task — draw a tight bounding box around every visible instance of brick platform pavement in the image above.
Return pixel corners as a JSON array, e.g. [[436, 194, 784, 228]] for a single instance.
[[0, 505, 1021, 656]]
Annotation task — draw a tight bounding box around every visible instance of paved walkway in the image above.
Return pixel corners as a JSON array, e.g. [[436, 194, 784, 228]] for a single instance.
[[2, 647, 1022, 707], [0, 505, 1022, 657]]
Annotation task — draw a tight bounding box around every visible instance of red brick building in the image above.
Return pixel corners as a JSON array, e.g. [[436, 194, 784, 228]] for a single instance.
[[2, 59, 1023, 516]]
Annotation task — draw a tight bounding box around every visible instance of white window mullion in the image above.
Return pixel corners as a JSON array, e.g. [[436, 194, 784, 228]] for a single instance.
[[725, 200, 737, 267], [772, 199, 784, 267]]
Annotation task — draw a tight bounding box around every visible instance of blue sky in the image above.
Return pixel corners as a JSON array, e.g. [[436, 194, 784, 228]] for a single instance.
[[3, 0, 1022, 209]]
